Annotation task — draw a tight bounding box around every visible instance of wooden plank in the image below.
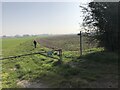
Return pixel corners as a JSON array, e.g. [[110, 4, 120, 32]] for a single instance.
[[0, 51, 59, 60]]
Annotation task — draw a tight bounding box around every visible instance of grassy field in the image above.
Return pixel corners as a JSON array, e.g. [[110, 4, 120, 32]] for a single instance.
[[1, 35, 118, 88], [37, 35, 98, 51], [2, 36, 38, 57]]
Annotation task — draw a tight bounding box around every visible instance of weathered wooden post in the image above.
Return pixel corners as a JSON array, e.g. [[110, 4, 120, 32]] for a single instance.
[[77, 31, 82, 56], [53, 49, 62, 65], [59, 49, 62, 61], [57, 49, 62, 64]]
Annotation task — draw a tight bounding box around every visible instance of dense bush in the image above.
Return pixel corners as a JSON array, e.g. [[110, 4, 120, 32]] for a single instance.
[[82, 2, 119, 52]]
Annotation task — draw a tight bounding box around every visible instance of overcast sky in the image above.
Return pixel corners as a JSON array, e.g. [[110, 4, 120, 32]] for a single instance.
[[1, 0, 91, 36]]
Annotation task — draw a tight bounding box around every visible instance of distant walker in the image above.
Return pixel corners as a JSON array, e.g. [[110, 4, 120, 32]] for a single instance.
[[33, 40, 37, 48]]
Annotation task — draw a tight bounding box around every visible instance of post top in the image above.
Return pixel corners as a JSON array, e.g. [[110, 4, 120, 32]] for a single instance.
[[77, 31, 82, 35]]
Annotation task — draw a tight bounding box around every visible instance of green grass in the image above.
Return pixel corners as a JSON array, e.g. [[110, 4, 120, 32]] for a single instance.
[[1, 35, 118, 88], [2, 36, 38, 57], [1, 36, 41, 88]]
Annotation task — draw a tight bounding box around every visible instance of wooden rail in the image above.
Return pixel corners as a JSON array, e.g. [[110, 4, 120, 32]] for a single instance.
[[0, 51, 59, 60]]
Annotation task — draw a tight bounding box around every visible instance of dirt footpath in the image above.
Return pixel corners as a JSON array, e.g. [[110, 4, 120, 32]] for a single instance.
[[17, 80, 48, 88]]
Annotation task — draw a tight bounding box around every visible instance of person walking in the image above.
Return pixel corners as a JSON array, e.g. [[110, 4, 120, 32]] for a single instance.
[[33, 40, 37, 48]]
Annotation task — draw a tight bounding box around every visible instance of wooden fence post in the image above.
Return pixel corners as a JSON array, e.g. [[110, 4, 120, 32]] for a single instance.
[[59, 49, 62, 61], [78, 31, 82, 56], [57, 49, 62, 64]]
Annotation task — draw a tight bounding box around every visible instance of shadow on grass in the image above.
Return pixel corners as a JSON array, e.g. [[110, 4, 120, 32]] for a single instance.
[[15, 51, 118, 88], [79, 51, 118, 64]]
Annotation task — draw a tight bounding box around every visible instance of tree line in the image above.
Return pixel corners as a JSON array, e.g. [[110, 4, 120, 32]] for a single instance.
[[81, 2, 119, 52]]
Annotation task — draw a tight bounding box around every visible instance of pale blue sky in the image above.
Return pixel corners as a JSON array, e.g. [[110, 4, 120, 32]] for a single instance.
[[2, 1, 90, 36]]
